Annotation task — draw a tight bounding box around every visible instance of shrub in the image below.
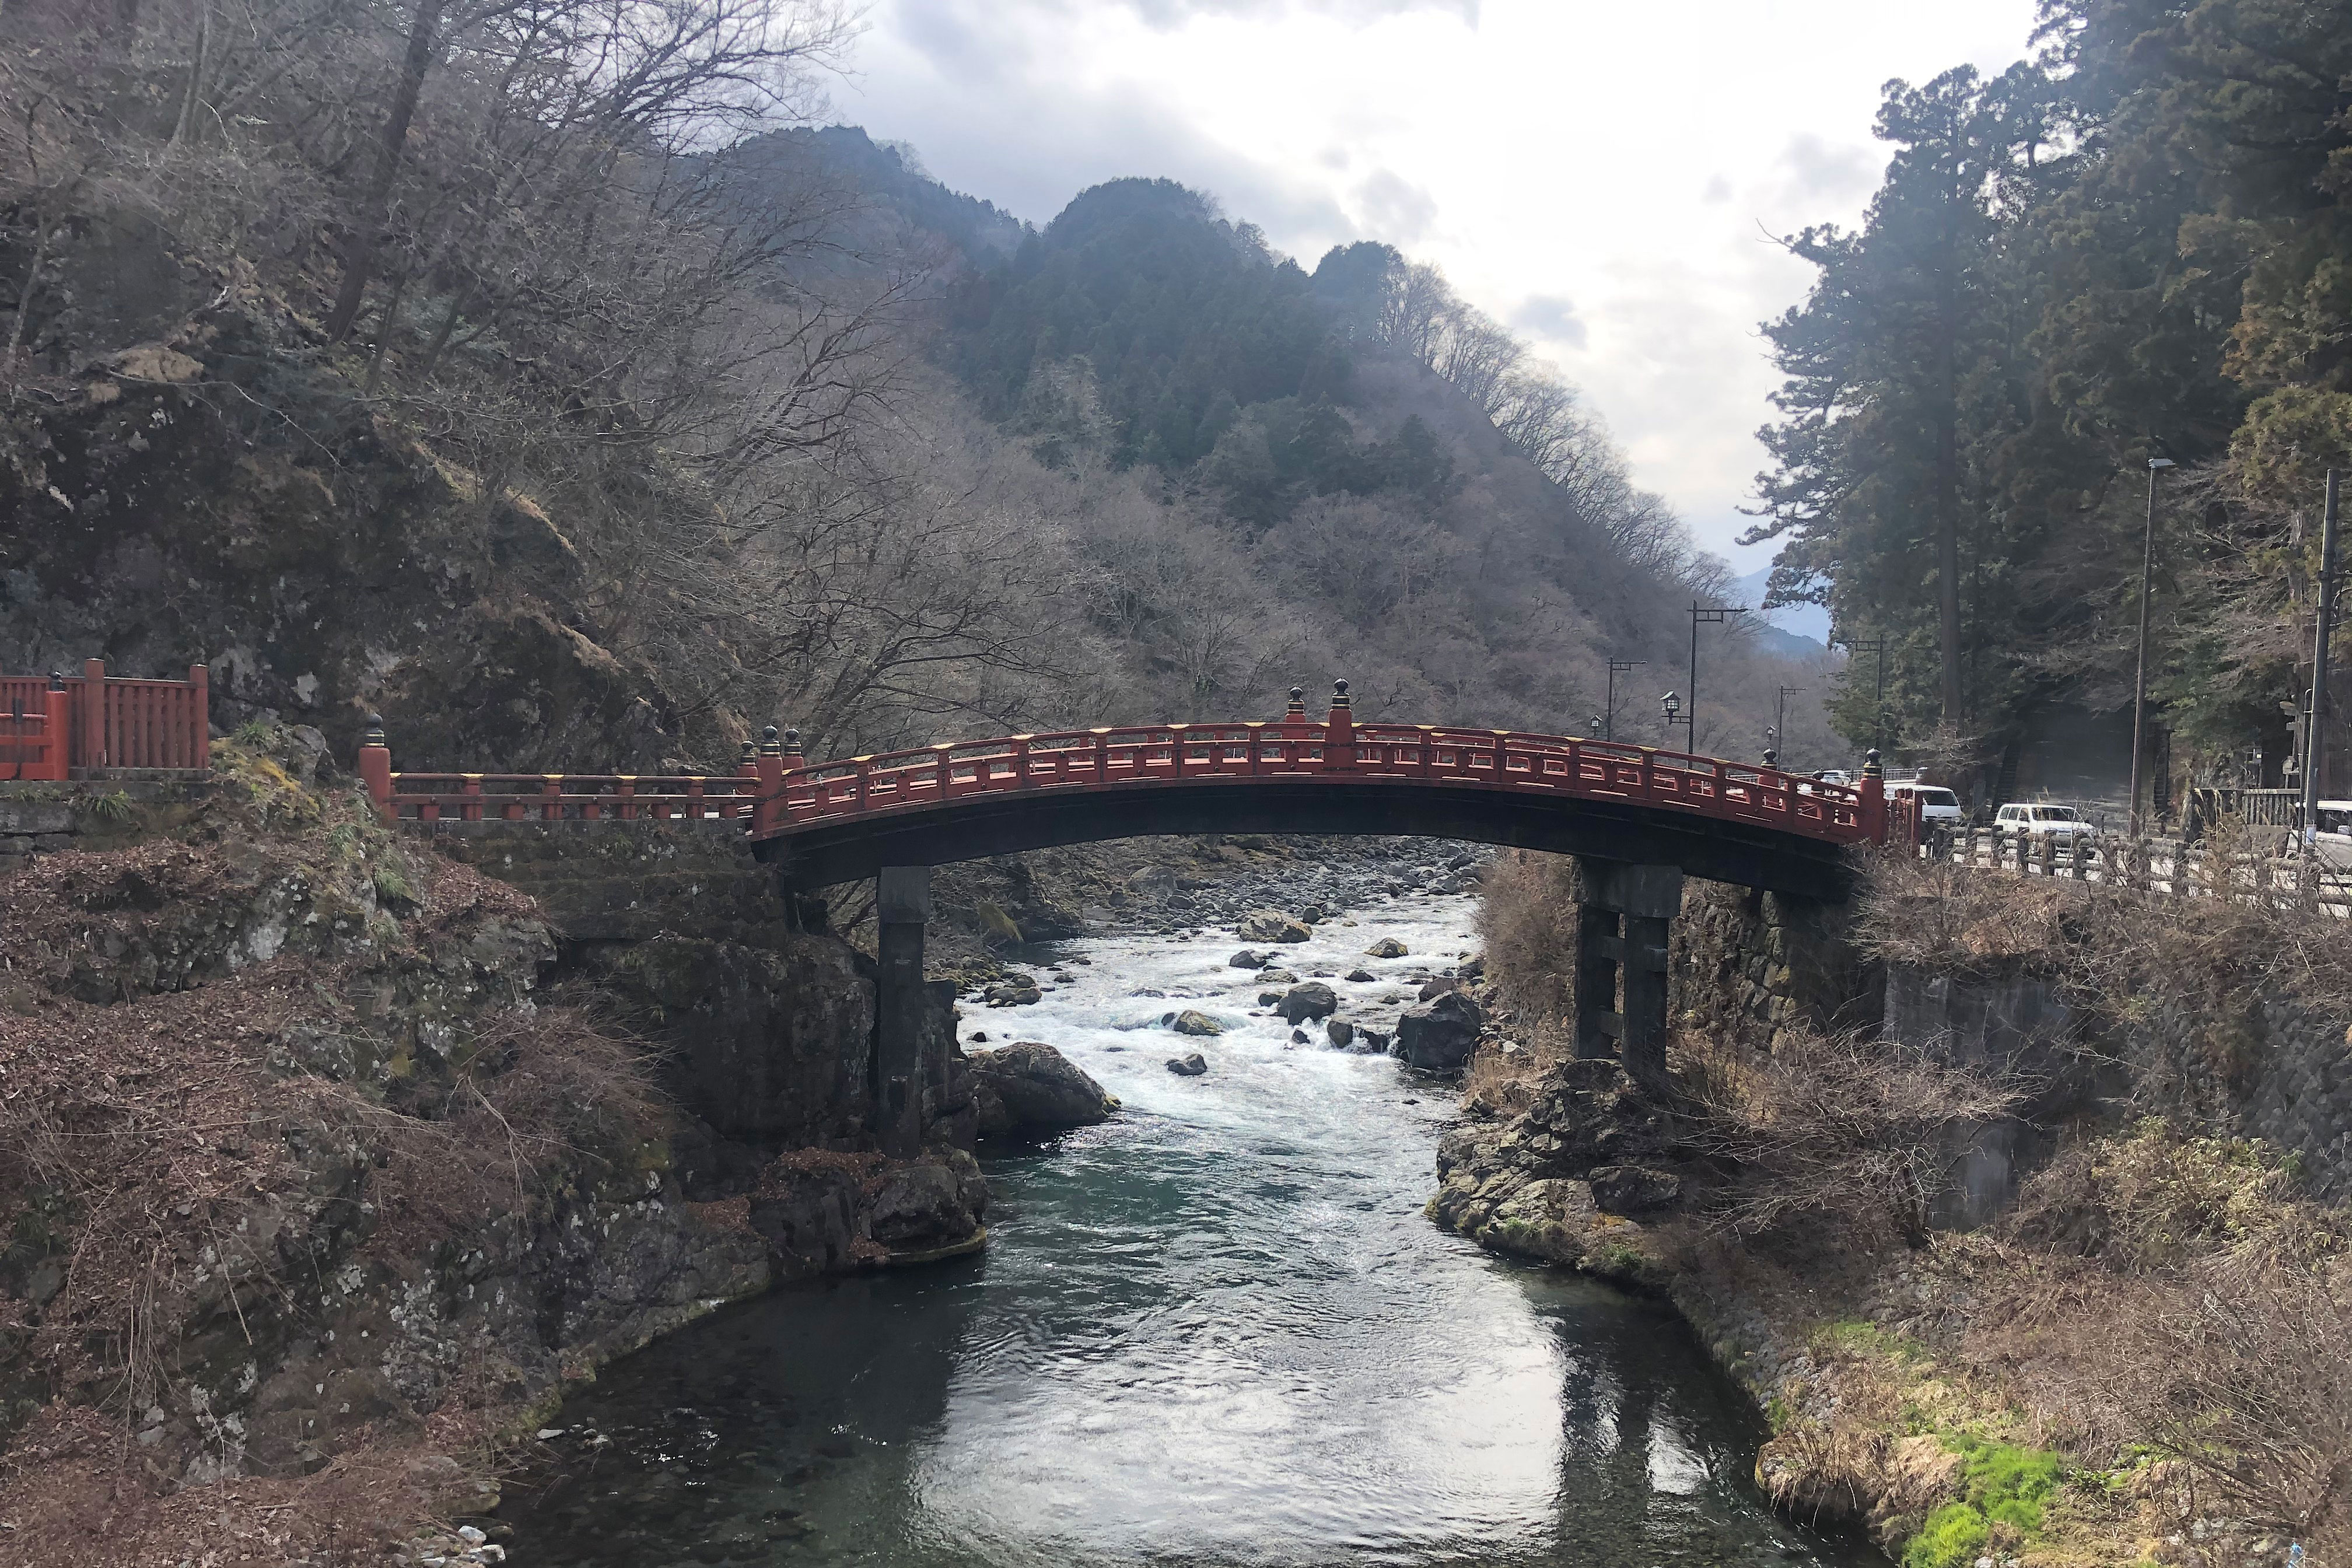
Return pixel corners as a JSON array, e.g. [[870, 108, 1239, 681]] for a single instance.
[[1685, 1027, 2027, 1245]]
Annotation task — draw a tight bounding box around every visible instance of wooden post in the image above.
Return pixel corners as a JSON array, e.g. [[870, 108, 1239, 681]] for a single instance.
[[1573, 860, 1682, 1087], [751, 725, 785, 831], [187, 663, 211, 769], [1859, 748, 1886, 842], [28, 675, 71, 782], [80, 657, 106, 770], [1325, 678, 1354, 770], [358, 713, 393, 818], [874, 866, 930, 1160], [2039, 834, 2056, 878], [781, 729, 806, 825]]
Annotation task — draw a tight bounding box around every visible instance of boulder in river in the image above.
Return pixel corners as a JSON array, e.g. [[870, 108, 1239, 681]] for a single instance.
[[1355, 1027, 1391, 1055], [1289, 1028, 1308, 1044], [1167, 1053, 1208, 1077], [1257, 990, 1284, 1007], [1239, 909, 1311, 943], [985, 978, 1042, 1007], [1345, 968, 1376, 984], [1126, 865, 1180, 897], [1275, 982, 1338, 1024], [1256, 969, 1300, 986], [1418, 977, 1462, 1002], [1326, 1019, 1354, 1049], [1228, 950, 1269, 970], [1172, 1009, 1223, 1037], [1298, 902, 1327, 925], [1392, 991, 1485, 1076], [1364, 937, 1408, 958], [964, 1042, 1118, 1140]]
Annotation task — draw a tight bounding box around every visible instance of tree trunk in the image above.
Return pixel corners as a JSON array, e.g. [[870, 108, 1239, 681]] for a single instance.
[[1936, 405, 1962, 724], [324, 0, 444, 344]]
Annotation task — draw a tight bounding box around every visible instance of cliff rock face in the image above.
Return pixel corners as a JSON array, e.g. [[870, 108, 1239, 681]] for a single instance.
[[425, 823, 887, 1149], [2, 295, 688, 772]]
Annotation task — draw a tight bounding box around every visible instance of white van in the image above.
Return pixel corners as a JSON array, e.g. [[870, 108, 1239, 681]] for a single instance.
[[1888, 781, 1964, 830], [1994, 802, 2095, 840]]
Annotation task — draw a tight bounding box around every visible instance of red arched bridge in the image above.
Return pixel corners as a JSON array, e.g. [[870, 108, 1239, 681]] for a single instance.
[[356, 681, 1894, 1152], [357, 683, 1889, 902]]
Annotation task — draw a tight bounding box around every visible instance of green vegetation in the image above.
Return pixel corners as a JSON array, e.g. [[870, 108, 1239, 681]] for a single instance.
[[1749, 0, 2352, 780], [1902, 1502, 1990, 1568], [84, 790, 134, 823], [1901, 1436, 2064, 1568]]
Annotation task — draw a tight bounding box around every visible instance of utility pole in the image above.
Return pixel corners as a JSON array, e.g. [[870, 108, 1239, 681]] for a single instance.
[[2301, 468, 2343, 841], [1776, 685, 1805, 765], [2130, 457, 2174, 835], [1834, 634, 1889, 757], [1685, 602, 1748, 751], [1604, 660, 1645, 743]]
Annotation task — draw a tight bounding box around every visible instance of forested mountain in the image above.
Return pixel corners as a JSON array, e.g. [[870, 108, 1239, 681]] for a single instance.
[[1749, 0, 2352, 787], [0, 0, 1838, 776]]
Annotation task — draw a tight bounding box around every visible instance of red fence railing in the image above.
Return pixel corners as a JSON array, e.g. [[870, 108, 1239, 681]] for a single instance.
[[359, 684, 1890, 850], [0, 682, 70, 782], [0, 661, 210, 774]]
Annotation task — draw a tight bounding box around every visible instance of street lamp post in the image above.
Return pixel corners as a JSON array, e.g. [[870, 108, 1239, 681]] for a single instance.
[[2130, 457, 2175, 836], [1604, 660, 1646, 743], [1661, 690, 1683, 740], [2300, 467, 2343, 842], [1684, 602, 1748, 751]]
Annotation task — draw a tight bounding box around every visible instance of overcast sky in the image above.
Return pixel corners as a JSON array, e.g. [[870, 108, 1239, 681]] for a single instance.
[[834, 0, 2043, 575]]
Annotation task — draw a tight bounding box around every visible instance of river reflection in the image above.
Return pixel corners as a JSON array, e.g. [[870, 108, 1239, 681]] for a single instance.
[[505, 894, 1873, 1567]]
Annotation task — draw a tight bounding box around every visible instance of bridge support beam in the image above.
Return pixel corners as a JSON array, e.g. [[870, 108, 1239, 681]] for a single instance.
[[874, 865, 930, 1160], [1573, 860, 1682, 1087]]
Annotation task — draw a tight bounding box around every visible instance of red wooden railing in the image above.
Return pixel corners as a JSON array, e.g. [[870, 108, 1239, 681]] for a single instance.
[[358, 715, 775, 825], [360, 683, 1890, 849], [0, 680, 71, 782], [0, 661, 209, 774]]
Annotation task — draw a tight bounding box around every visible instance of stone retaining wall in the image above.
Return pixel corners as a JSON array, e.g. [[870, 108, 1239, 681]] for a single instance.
[[0, 777, 212, 867], [1669, 878, 1874, 1051]]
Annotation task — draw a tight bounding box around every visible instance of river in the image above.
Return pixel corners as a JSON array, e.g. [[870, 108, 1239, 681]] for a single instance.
[[504, 891, 1874, 1567]]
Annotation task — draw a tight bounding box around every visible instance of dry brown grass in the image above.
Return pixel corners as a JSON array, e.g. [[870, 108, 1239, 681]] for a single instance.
[[0, 757, 674, 1562], [1678, 1026, 2031, 1246], [1475, 850, 1580, 1034], [1861, 836, 2352, 1018]]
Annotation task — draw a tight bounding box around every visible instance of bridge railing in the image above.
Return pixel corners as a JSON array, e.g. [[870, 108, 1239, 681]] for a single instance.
[[358, 684, 1887, 849], [0, 660, 210, 774], [356, 719, 769, 824], [768, 696, 1878, 848]]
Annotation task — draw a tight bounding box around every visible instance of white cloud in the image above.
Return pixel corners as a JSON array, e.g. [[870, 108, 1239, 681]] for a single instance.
[[842, 0, 2041, 566]]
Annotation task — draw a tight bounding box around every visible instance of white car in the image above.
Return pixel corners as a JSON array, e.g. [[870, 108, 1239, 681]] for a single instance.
[[2300, 802, 2352, 869], [1888, 782, 1964, 831], [1994, 803, 2096, 840]]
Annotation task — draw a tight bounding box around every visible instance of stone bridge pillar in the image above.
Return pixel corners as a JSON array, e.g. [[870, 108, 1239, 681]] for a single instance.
[[1573, 860, 1683, 1087], [874, 865, 930, 1159]]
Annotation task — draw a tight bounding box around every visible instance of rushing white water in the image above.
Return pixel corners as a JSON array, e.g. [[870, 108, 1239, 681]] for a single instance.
[[506, 893, 1874, 1568]]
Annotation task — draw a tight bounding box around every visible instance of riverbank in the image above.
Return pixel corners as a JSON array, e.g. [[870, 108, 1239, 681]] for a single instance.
[[1436, 850, 2352, 1568], [0, 731, 996, 1567]]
